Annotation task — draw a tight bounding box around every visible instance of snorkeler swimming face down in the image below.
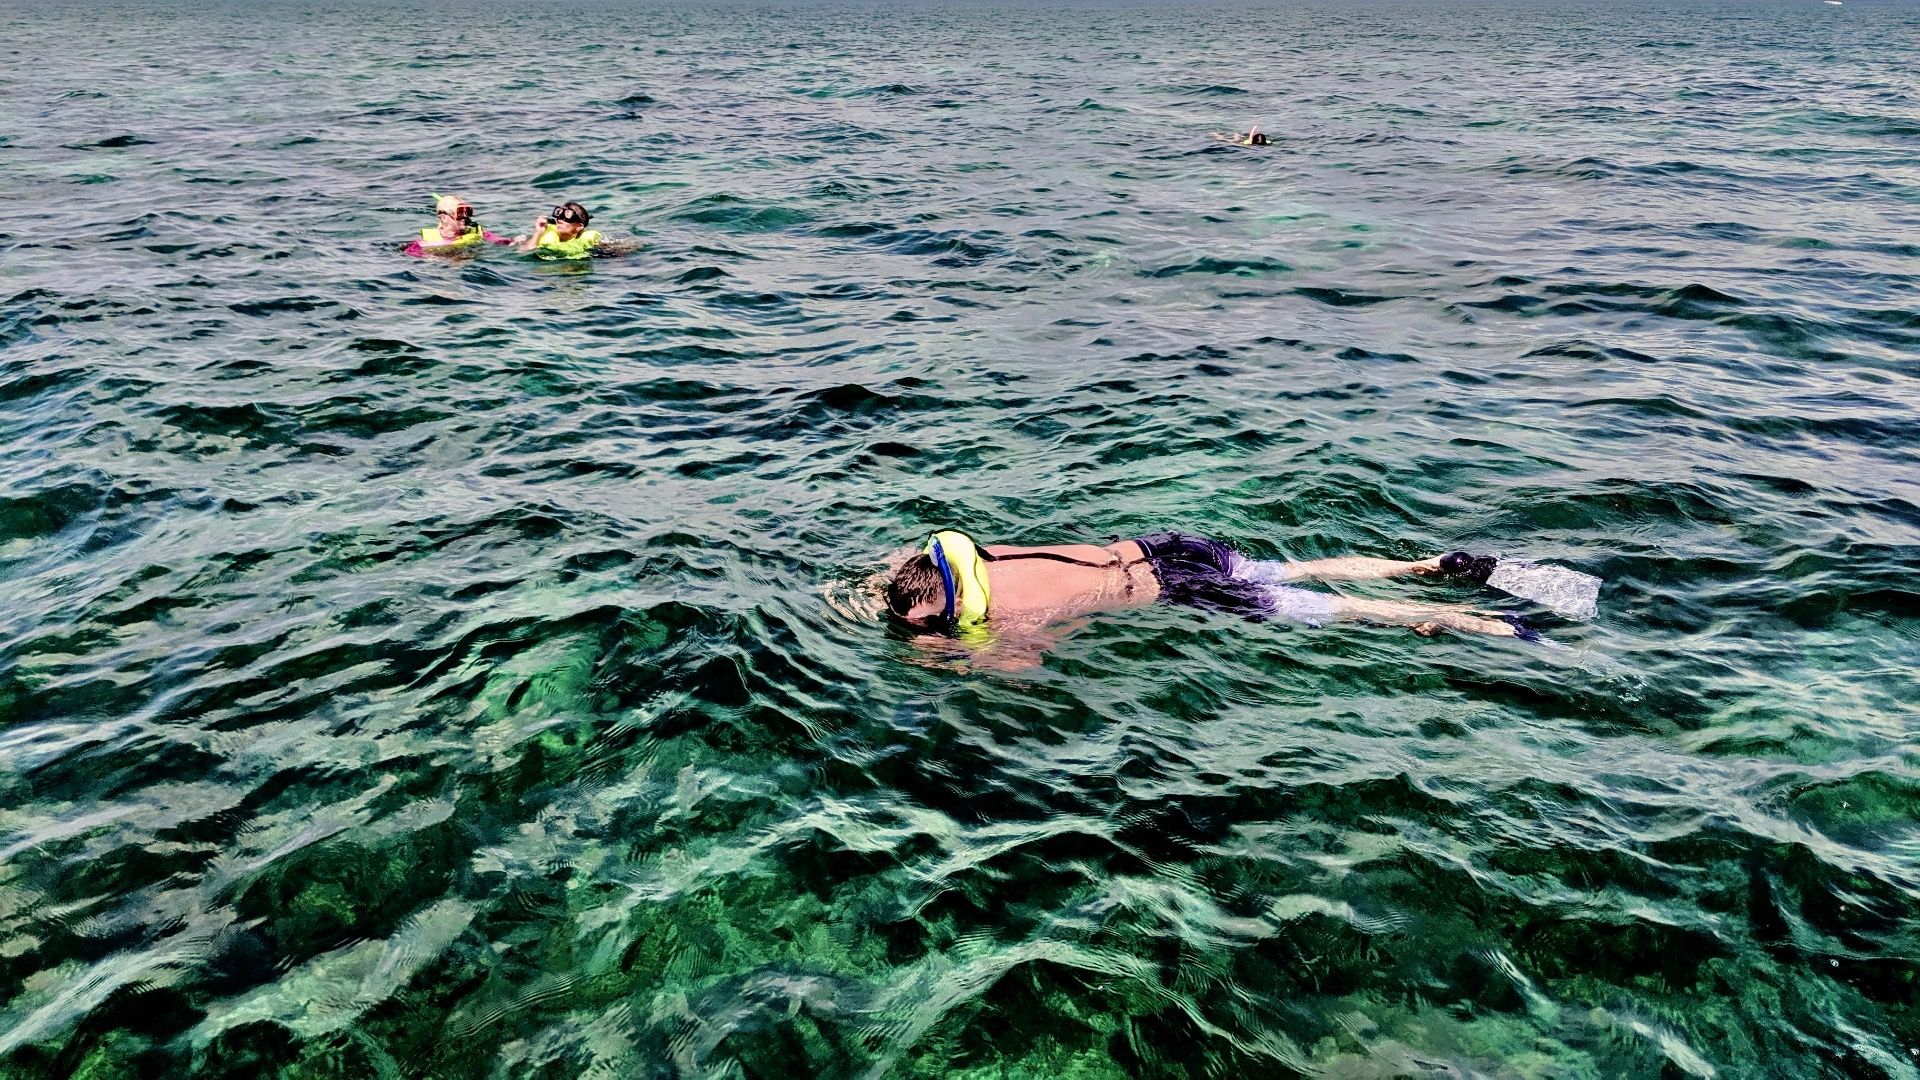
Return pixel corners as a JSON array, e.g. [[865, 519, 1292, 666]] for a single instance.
[[884, 531, 996, 631], [879, 531, 1560, 642]]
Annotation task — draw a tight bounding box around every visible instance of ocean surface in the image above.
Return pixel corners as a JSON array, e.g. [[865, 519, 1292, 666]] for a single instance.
[[3, 0, 1919, 1075]]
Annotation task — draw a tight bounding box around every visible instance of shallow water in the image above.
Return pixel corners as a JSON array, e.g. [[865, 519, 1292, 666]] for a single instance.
[[3, 0, 1919, 1075]]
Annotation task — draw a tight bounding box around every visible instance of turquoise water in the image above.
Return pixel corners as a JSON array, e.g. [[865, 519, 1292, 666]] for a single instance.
[[4, 0, 1920, 1075]]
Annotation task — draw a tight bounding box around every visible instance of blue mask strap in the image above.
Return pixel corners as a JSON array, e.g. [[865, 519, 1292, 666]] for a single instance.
[[929, 537, 958, 622]]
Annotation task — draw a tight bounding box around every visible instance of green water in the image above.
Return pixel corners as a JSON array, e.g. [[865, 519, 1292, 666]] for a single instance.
[[2, 0, 1919, 1076]]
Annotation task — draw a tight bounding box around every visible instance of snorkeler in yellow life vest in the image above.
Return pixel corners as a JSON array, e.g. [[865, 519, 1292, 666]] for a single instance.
[[880, 529, 1571, 669], [423, 226, 486, 249], [406, 194, 509, 256], [514, 201, 602, 258]]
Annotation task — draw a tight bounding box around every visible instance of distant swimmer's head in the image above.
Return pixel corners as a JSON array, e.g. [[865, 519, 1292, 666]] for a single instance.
[[548, 201, 591, 241], [1211, 127, 1271, 148], [434, 194, 475, 239]]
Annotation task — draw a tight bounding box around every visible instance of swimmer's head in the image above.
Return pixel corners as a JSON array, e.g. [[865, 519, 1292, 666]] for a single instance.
[[435, 194, 475, 238], [1248, 132, 1270, 146], [884, 554, 949, 629], [550, 201, 590, 240]]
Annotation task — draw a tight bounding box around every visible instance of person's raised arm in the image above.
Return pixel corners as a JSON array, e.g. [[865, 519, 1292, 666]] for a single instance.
[[511, 216, 549, 252]]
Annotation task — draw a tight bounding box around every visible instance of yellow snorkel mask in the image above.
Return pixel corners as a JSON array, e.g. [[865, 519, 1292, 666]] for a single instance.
[[924, 529, 991, 631]]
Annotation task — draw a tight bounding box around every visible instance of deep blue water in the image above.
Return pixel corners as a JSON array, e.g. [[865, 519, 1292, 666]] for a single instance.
[[2, 0, 1919, 1076]]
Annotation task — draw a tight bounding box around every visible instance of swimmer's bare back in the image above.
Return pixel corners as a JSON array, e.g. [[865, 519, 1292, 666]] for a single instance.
[[977, 540, 1159, 627]]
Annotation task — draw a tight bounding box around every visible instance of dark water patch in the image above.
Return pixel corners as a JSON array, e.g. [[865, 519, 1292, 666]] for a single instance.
[[63, 134, 151, 149], [673, 264, 731, 285], [796, 381, 948, 419], [1776, 108, 1920, 139], [1144, 256, 1292, 278], [671, 194, 814, 231], [808, 179, 869, 200], [873, 228, 1007, 265], [1294, 286, 1398, 307], [708, 290, 799, 312], [530, 165, 616, 189], [814, 221, 888, 239], [0, 366, 81, 403], [1159, 83, 1248, 96], [228, 296, 359, 319], [1333, 345, 1418, 364], [0, 483, 103, 544]]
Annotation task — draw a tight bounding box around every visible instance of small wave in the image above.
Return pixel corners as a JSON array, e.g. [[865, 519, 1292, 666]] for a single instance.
[[670, 194, 813, 232], [0, 483, 101, 545], [814, 222, 1010, 266], [1777, 108, 1920, 139], [1143, 256, 1292, 279], [1160, 83, 1248, 96], [64, 134, 150, 149], [672, 264, 731, 284], [1294, 286, 1398, 308]]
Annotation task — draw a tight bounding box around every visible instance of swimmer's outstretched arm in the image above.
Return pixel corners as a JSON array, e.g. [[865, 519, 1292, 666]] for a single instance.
[[1325, 595, 1518, 638]]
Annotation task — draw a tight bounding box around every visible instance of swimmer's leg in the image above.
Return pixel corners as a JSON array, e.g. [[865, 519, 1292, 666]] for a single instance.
[[1323, 595, 1519, 638], [1237, 581, 1527, 639], [1230, 552, 1445, 584]]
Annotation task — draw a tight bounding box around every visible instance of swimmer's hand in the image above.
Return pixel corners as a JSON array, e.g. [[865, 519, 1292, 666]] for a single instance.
[[511, 217, 550, 253]]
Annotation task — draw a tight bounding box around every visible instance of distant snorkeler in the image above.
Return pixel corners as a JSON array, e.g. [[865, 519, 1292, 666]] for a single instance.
[[1212, 123, 1270, 147], [406, 194, 512, 256], [512, 201, 605, 258], [876, 531, 1571, 656]]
